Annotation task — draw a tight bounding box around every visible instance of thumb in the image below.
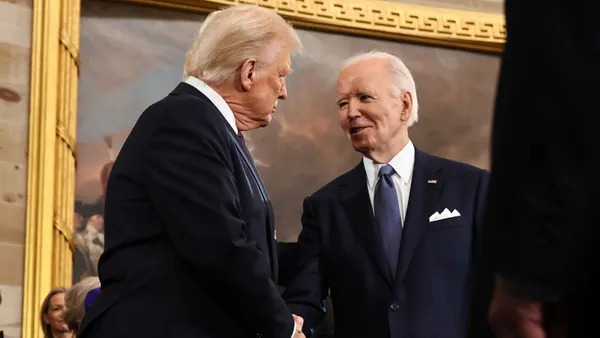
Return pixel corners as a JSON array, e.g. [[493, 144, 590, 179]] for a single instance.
[[293, 314, 304, 331]]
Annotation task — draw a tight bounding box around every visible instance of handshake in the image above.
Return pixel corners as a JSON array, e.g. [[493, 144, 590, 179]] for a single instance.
[[292, 314, 306, 338]]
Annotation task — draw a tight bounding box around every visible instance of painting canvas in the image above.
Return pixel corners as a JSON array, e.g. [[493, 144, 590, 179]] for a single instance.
[[74, 0, 499, 282]]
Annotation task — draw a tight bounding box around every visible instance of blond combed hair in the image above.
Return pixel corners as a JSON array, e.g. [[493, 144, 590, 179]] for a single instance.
[[341, 51, 420, 127], [63, 277, 101, 332], [184, 4, 302, 82]]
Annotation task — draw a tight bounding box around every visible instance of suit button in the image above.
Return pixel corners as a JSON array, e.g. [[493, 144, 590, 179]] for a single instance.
[[390, 303, 400, 311]]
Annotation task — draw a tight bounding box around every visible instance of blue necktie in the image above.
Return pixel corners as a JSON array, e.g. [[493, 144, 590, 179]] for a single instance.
[[238, 132, 246, 148], [374, 164, 403, 277]]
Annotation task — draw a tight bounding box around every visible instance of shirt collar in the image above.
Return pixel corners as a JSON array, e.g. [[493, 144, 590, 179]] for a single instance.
[[184, 76, 238, 134], [363, 140, 415, 190]]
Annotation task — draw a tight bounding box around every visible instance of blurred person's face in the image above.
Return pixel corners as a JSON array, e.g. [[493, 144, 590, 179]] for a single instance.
[[73, 213, 83, 231], [233, 42, 292, 130], [43, 292, 69, 334], [88, 215, 104, 232], [336, 59, 413, 163]]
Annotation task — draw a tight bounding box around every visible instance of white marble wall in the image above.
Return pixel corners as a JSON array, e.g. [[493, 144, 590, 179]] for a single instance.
[[0, 0, 32, 336]]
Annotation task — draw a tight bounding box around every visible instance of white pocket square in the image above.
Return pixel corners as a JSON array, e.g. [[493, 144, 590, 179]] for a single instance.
[[429, 208, 461, 222]]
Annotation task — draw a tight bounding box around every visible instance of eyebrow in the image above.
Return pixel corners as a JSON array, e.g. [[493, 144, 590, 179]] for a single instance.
[[360, 87, 376, 96]]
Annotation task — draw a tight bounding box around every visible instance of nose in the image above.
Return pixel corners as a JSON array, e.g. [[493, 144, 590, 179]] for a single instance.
[[278, 78, 288, 100], [347, 100, 361, 118]]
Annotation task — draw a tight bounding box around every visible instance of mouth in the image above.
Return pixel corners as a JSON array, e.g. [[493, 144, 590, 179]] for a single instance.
[[349, 127, 368, 135]]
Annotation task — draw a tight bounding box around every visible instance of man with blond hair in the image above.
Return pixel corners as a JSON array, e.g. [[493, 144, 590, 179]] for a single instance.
[[78, 5, 304, 338], [283, 51, 493, 338]]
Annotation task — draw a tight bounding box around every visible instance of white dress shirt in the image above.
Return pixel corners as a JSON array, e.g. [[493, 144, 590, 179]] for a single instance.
[[184, 76, 296, 338], [185, 76, 238, 133], [363, 140, 415, 225]]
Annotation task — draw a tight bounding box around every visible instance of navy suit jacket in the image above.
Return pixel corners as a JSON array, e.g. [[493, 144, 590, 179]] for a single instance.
[[283, 149, 493, 338], [78, 83, 293, 338]]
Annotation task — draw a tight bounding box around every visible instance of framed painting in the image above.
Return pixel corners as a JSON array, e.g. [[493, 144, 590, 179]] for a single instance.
[[21, 0, 504, 336]]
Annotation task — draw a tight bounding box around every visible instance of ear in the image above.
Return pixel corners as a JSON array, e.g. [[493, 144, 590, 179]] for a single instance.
[[400, 91, 413, 122], [43, 314, 51, 325], [240, 58, 257, 91]]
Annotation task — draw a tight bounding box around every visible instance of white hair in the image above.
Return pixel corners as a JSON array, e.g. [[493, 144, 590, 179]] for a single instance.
[[63, 277, 101, 332], [341, 51, 419, 127], [184, 5, 302, 82]]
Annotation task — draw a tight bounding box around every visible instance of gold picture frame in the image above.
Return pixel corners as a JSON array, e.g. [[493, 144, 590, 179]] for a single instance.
[[22, 0, 504, 337], [113, 0, 505, 53], [23, 0, 79, 336]]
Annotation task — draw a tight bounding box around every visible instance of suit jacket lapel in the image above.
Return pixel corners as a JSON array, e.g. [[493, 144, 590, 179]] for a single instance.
[[340, 163, 394, 287], [394, 149, 445, 285], [171, 83, 279, 278], [231, 135, 270, 200], [231, 133, 278, 279]]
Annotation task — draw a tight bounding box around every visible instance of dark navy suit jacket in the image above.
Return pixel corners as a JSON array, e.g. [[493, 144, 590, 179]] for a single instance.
[[283, 149, 493, 338], [78, 83, 293, 338]]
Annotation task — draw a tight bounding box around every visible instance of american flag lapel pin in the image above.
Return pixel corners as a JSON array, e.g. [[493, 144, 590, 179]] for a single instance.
[[427, 180, 437, 184]]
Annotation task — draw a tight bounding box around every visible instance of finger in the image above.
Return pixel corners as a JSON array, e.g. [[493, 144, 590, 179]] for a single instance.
[[292, 314, 304, 331]]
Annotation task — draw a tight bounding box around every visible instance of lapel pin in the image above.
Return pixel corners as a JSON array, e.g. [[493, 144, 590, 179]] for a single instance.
[[427, 180, 437, 184]]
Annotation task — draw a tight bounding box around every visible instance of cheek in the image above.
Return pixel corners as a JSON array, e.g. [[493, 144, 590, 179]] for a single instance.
[[338, 111, 347, 130], [261, 76, 276, 93]]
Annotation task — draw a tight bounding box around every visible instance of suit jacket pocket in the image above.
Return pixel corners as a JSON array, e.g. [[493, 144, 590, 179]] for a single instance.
[[426, 217, 465, 232]]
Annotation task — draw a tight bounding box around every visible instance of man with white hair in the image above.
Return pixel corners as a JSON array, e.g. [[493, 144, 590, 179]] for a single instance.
[[283, 51, 493, 338], [78, 5, 305, 338]]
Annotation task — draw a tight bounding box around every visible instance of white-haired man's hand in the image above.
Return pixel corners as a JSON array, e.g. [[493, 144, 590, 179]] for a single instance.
[[292, 314, 306, 338]]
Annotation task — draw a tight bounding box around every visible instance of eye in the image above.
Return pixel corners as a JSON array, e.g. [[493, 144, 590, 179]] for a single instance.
[[360, 95, 373, 102], [337, 101, 348, 109]]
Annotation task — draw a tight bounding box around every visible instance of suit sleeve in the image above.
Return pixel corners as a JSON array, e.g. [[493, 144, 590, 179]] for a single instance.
[[145, 103, 294, 338], [482, 0, 600, 298], [282, 196, 328, 336], [468, 170, 494, 338]]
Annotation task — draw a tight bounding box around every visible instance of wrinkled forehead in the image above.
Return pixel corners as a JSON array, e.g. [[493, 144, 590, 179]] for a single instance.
[[337, 67, 379, 96]]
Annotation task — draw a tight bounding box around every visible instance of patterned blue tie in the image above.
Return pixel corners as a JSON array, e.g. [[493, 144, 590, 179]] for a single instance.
[[238, 132, 246, 148], [374, 164, 403, 277]]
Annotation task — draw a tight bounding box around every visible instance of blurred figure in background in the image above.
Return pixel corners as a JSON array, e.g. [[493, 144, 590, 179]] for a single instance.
[[64, 277, 101, 337], [483, 1, 600, 337], [83, 215, 104, 275], [40, 288, 71, 338], [73, 212, 95, 281]]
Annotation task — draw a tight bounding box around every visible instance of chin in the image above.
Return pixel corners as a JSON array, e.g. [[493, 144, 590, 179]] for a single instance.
[[351, 141, 370, 154], [261, 114, 273, 126]]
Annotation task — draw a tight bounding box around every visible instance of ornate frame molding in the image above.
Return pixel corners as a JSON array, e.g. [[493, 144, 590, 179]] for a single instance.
[[113, 0, 505, 53], [23, 0, 80, 336]]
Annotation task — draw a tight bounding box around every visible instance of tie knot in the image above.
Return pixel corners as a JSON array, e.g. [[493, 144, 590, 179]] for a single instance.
[[378, 164, 395, 177]]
